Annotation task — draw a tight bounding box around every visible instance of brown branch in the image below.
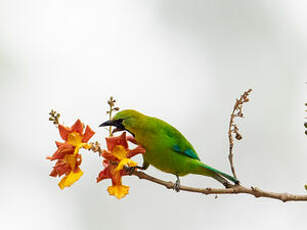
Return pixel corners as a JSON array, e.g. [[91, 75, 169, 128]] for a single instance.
[[89, 141, 307, 202], [131, 170, 307, 202], [228, 89, 252, 179]]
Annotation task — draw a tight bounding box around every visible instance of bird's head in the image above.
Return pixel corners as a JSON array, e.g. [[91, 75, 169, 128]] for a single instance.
[[99, 109, 144, 136]]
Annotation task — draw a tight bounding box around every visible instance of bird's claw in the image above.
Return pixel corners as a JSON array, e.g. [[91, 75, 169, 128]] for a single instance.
[[125, 166, 136, 175], [125, 166, 145, 175], [173, 183, 180, 192], [173, 176, 180, 192], [223, 181, 232, 188]]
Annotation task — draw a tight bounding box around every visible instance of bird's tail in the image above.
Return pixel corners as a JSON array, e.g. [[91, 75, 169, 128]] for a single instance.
[[197, 162, 239, 185]]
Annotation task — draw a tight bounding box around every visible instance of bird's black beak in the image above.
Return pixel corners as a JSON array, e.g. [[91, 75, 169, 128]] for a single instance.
[[99, 119, 125, 134]]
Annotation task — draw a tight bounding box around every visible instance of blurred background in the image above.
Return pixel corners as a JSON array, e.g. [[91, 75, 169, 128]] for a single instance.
[[0, 0, 307, 229]]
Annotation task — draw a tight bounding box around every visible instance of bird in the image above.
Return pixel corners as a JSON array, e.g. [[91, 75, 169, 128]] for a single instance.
[[100, 109, 239, 191]]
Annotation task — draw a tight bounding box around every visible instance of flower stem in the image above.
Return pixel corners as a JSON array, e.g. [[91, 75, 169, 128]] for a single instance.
[[107, 97, 120, 136]]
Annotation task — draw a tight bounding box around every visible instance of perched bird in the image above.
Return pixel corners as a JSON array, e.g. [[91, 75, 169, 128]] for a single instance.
[[100, 110, 239, 191]]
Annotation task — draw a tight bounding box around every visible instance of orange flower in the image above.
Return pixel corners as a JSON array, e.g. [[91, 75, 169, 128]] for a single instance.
[[97, 132, 145, 199], [47, 119, 95, 189]]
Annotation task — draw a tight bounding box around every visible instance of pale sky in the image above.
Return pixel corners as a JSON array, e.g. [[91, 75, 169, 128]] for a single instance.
[[0, 1, 307, 230]]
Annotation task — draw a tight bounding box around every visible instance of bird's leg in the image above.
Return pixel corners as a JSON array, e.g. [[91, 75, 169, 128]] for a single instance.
[[125, 163, 149, 175], [125, 166, 136, 175], [213, 174, 233, 188], [173, 175, 181, 192], [223, 181, 232, 189]]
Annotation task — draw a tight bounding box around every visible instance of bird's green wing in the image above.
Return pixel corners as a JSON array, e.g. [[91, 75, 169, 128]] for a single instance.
[[159, 117, 201, 160], [173, 144, 200, 160]]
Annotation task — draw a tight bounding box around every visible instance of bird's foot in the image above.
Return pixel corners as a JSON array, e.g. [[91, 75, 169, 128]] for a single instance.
[[173, 176, 180, 192], [223, 181, 233, 188], [125, 166, 144, 175], [125, 166, 136, 175]]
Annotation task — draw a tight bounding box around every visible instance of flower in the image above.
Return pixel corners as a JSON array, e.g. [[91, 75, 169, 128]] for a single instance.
[[47, 119, 95, 189], [97, 132, 145, 199]]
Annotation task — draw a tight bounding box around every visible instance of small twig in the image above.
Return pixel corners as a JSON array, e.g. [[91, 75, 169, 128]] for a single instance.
[[304, 103, 307, 135], [228, 89, 252, 179], [89, 141, 103, 156], [49, 109, 60, 126], [106, 96, 120, 136]]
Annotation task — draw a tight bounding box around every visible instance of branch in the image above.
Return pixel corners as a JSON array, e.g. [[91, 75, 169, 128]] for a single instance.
[[131, 170, 307, 202], [228, 89, 252, 179], [90, 141, 307, 202]]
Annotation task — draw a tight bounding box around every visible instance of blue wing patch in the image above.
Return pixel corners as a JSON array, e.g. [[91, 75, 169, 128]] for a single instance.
[[173, 145, 181, 152], [173, 145, 200, 160]]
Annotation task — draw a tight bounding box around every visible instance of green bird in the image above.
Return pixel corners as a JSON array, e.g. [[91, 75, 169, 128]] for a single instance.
[[100, 109, 239, 191]]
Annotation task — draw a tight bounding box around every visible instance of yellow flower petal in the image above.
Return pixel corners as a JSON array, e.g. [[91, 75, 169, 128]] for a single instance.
[[82, 143, 92, 150], [107, 185, 129, 199], [67, 132, 83, 147], [115, 158, 137, 172], [58, 169, 83, 190], [64, 153, 78, 169], [112, 145, 128, 160]]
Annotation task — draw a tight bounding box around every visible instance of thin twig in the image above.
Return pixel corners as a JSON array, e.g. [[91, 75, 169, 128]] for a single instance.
[[49, 109, 60, 127], [304, 103, 307, 134], [228, 89, 252, 179], [106, 96, 120, 136], [90, 141, 103, 156]]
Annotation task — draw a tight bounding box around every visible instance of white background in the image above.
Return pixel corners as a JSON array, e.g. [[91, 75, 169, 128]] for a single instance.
[[0, 1, 307, 229]]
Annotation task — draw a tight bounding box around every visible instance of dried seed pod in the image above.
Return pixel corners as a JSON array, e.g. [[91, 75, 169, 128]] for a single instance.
[[235, 133, 242, 140]]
